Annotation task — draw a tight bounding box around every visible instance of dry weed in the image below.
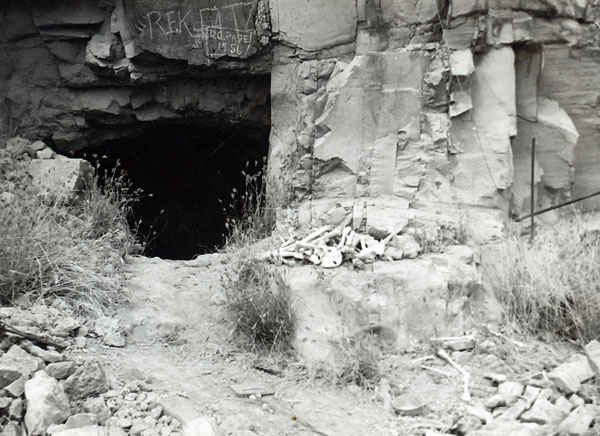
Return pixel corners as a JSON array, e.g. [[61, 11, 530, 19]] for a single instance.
[[222, 259, 295, 351], [488, 213, 600, 342], [0, 144, 141, 314]]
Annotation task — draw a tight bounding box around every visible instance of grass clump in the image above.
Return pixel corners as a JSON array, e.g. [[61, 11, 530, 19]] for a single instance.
[[221, 159, 275, 250], [489, 214, 600, 342], [336, 334, 382, 388], [223, 259, 295, 351], [0, 139, 141, 314]]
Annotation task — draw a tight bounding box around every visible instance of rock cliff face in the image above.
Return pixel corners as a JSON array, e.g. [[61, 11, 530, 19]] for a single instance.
[[2, 0, 600, 240]]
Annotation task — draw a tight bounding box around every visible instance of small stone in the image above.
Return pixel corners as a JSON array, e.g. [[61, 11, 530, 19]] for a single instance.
[[499, 385, 540, 421], [51, 317, 81, 337], [21, 341, 64, 363], [520, 397, 565, 425], [484, 394, 505, 409], [383, 246, 403, 260], [77, 326, 89, 337], [584, 340, 600, 375], [150, 406, 163, 420], [1, 422, 21, 436], [555, 396, 573, 416], [391, 395, 429, 417], [63, 413, 99, 429], [568, 394, 584, 408], [8, 398, 23, 419], [452, 414, 482, 434], [63, 361, 109, 401], [36, 148, 55, 159], [548, 357, 594, 394], [3, 377, 25, 397], [465, 405, 494, 424], [24, 371, 71, 436], [183, 417, 218, 436], [52, 426, 127, 436], [103, 331, 126, 348], [557, 406, 594, 435], [498, 381, 524, 406], [83, 397, 111, 424], [230, 383, 274, 398], [483, 372, 507, 385], [0, 345, 44, 389], [46, 361, 77, 380], [0, 396, 10, 409]]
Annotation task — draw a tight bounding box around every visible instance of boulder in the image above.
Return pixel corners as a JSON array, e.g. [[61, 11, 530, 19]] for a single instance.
[[24, 371, 71, 436], [46, 361, 77, 380], [94, 317, 126, 348], [0, 345, 44, 390], [557, 406, 594, 435], [63, 361, 109, 401], [82, 397, 111, 424], [548, 357, 594, 394], [8, 398, 23, 420], [27, 157, 92, 201], [48, 413, 99, 434]]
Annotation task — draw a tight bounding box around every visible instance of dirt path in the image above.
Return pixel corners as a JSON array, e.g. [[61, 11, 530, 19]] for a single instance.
[[86, 256, 573, 436]]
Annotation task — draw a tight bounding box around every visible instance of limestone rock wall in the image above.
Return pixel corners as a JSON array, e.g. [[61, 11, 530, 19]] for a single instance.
[[267, 0, 600, 240], [2, 0, 600, 237], [0, 0, 271, 151]]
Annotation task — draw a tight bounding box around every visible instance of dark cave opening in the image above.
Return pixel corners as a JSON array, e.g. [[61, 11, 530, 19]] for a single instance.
[[80, 119, 270, 260]]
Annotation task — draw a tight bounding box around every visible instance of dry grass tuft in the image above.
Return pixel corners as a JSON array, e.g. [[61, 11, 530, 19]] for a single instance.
[[488, 213, 600, 342], [0, 143, 141, 315], [336, 334, 382, 388], [222, 259, 295, 351], [220, 159, 276, 251]]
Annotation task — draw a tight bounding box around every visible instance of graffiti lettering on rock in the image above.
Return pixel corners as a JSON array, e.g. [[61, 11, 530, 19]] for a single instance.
[[135, 1, 258, 58]]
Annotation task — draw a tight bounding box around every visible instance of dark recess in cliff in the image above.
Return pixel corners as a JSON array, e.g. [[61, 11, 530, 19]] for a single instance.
[[79, 119, 270, 260]]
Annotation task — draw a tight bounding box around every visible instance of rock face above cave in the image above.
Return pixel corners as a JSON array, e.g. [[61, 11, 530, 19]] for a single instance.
[[2, 0, 600, 235]]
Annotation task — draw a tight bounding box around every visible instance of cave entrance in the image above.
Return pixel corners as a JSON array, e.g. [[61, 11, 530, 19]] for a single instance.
[[85, 119, 270, 260]]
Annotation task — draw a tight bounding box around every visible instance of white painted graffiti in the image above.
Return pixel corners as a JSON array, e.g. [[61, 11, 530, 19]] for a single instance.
[[136, 1, 257, 57]]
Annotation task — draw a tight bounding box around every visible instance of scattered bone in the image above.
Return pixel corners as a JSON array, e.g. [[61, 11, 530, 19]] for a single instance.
[[260, 225, 412, 268], [437, 349, 472, 402]]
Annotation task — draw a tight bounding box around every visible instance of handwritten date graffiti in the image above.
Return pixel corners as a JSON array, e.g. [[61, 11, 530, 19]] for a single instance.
[[135, 1, 258, 58]]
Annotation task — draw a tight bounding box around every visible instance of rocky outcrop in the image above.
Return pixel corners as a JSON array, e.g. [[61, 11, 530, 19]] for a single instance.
[[3, 0, 600, 237]]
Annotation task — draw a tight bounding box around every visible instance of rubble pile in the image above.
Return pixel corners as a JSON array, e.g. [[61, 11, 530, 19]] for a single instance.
[[428, 339, 600, 436], [0, 305, 186, 436]]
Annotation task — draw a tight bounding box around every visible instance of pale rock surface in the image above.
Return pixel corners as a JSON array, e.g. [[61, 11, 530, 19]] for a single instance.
[[0, 345, 44, 390], [270, 0, 357, 51], [24, 371, 71, 436], [63, 361, 109, 401], [46, 361, 77, 380], [27, 157, 92, 200]]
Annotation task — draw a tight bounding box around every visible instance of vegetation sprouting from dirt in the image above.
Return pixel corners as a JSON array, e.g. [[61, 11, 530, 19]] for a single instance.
[[220, 158, 276, 250], [0, 140, 141, 314], [489, 214, 600, 342], [222, 259, 295, 351]]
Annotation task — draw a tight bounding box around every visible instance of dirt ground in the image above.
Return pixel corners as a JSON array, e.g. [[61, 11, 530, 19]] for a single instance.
[[83, 255, 577, 436]]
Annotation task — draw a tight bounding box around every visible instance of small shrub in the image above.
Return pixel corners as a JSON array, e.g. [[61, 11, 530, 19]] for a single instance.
[[336, 334, 381, 388], [0, 144, 141, 314], [223, 259, 295, 351], [489, 214, 600, 342]]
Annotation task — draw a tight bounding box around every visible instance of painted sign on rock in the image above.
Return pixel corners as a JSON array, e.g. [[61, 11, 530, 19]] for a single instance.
[[126, 0, 268, 63]]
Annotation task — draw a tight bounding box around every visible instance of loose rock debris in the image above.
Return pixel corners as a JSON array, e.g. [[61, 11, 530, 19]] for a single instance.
[[259, 225, 421, 268], [0, 305, 194, 436], [412, 337, 600, 435]]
